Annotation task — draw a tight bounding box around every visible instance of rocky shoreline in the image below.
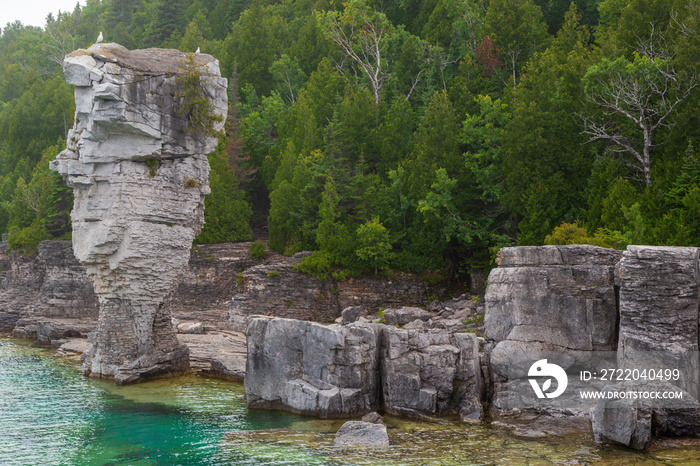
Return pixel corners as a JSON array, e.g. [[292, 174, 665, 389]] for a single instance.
[[3, 239, 700, 451]]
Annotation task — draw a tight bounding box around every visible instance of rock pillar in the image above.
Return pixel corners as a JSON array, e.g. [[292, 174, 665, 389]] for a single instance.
[[50, 43, 227, 383]]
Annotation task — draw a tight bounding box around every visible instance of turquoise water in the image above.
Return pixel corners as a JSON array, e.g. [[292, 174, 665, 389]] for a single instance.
[[0, 337, 324, 465], [3, 336, 700, 465]]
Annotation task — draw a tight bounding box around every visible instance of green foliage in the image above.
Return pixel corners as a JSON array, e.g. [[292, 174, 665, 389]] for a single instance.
[[545, 221, 627, 250], [145, 158, 160, 177], [544, 221, 590, 245], [295, 251, 333, 279], [502, 4, 595, 244], [248, 240, 269, 259], [175, 53, 225, 138], [483, 0, 549, 83], [1, 0, 700, 284], [196, 143, 253, 244], [7, 221, 49, 256], [355, 218, 392, 274]]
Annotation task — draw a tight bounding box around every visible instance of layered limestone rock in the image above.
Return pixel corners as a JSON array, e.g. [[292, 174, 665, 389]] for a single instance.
[[50, 43, 226, 384], [592, 246, 700, 449], [484, 245, 622, 417], [229, 253, 444, 331], [592, 381, 700, 450], [245, 316, 483, 421], [245, 317, 382, 417], [381, 327, 482, 422], [615, 246, 700, 397], [0, 240, 97, 334]]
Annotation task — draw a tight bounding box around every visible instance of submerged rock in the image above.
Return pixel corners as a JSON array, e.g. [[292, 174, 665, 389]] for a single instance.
[[333, 421, 390, 447], [50, 43, 227, 384]]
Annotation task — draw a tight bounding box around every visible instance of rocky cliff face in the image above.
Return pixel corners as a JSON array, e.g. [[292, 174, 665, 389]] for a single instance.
[[590, 246, 700, 449], [381, 327, 482, 422], [0, 241, 97, 334], [50, 43, 227, 384], [485, 245, 622, 417], [229, 253, 445, 329], [482, 244, 700, 450], [615, 246, 700, 396]]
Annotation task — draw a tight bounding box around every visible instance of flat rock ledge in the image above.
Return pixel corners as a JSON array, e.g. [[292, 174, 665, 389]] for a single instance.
[[55, 329, 247, 382]]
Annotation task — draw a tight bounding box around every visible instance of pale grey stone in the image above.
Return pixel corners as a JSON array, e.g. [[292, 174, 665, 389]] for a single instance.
[[333, 421, 389, 447], [616, 246, 700, 398], [50, 43, 227, 384], [484, 245, 621, 420], [341, 306, 365, 324], [383, 307, 432, 326], [361, 411, 385, 424], [177, 322, 204, 334], [245, 317, 381, 418], [380, 327, 482, 420], [592, 381, 700, 450]]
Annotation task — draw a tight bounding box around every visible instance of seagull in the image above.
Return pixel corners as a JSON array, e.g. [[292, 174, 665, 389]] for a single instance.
[[96, 31, 103, 43], [195, 47, 200, 54]]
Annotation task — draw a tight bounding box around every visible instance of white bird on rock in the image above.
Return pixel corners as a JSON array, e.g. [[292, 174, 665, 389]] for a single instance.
[[195, 47, 200, 54], [96, 31, 103, 43]]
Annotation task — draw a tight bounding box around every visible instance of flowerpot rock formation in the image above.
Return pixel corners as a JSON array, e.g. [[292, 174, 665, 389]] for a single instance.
[[50, 43, 227, 384]]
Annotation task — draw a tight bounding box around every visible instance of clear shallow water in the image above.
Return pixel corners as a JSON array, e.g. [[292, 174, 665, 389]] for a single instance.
[[2, 337, 700, 465]]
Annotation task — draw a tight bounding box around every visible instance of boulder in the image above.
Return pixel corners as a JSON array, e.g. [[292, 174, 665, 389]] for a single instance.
[[383, 307, 432, 326], [403, 319, 428, 330], [333, 421, 389, 447], [245, 317, 381, 418], [50, 43, 227, 384], [177, 322, 204, 334], [592, 381, 700, 450], [430, 319, 467, 334], [361, 411, 385, 424], [341, 306, 365, 324], [380, 327, 482, 421]]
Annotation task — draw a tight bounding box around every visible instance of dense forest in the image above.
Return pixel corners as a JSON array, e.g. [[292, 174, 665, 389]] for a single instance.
[[1, 0, 699, 284]]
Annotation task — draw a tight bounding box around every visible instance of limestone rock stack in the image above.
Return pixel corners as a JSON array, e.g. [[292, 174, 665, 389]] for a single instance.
[[50, 43, 227, 384], [615, 246, 700, 397]]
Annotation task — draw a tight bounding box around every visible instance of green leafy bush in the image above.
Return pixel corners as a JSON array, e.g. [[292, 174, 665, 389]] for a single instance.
[[7, 221, 50, 256], [248, 240, 269, 259], [294, 251, 332, 279], [545, 222, 626, 250]]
